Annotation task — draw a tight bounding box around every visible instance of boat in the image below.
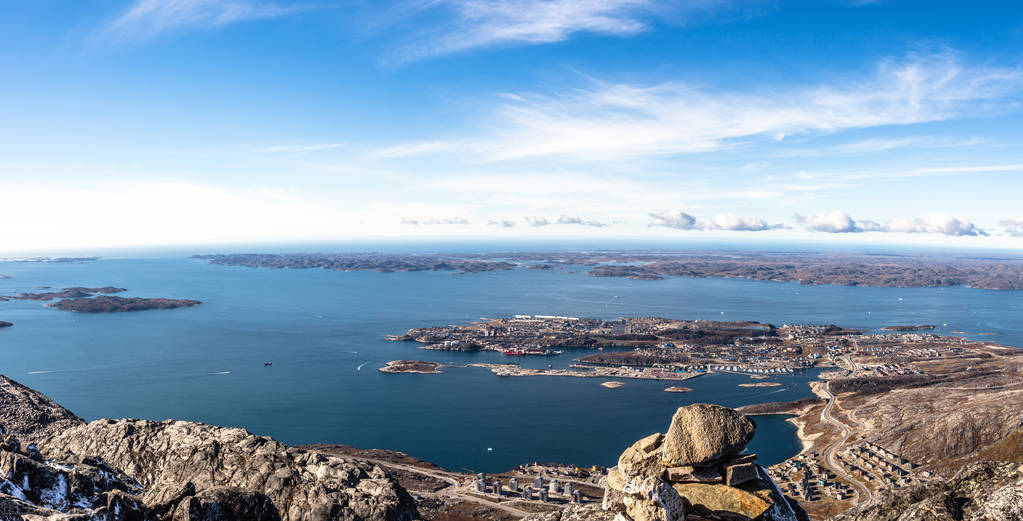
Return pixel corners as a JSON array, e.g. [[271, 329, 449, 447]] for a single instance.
[[504, 349, 525, 356], [264, 362, 272, 366]]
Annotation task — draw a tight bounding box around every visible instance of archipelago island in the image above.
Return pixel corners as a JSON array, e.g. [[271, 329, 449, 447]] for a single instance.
[[0, 286, 202, 312]]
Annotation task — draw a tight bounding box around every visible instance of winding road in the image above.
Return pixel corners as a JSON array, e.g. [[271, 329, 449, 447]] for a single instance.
[[817, 382, 873, 505]]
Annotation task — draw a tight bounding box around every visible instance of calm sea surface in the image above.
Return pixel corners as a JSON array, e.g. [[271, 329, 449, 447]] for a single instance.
[[2, 252, 1022, 472]]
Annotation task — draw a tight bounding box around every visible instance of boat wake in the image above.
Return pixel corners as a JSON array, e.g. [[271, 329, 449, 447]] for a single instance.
[[206, 371, 231, 375], [357, 362, 368, 371]]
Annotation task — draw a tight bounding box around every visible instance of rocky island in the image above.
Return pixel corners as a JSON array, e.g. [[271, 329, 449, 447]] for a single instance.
[[379, 360, 443, 374], [47, 295, 203, 313], [1, 286, 202, 313], [880, 325, 936, 331]]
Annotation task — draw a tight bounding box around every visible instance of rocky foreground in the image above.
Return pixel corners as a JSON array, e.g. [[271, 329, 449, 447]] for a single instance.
[[0, 374, 417, 521], [1, 372, 1021, 520]]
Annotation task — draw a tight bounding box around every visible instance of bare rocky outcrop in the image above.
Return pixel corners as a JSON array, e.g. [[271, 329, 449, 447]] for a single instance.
[[0, 373, 418, 521], [0, 374, 84, 441], [39, 418, 419, 521], [0, 426, 150, 520], [832, 461, 1023, 521]]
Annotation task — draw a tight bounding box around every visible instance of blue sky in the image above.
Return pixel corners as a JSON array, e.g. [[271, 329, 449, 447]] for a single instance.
[[2, 0, 1023, 253]]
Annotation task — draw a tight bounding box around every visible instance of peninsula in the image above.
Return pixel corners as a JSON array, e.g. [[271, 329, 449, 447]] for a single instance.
[[196, 250, 1023, 290]]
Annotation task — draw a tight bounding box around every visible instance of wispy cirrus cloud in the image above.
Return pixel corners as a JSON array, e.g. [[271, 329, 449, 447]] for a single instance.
[[387, 0, 721, 62], [261, 142, 347, 153], [374, 52, 1023, 162], [102, 0, 307, 41]]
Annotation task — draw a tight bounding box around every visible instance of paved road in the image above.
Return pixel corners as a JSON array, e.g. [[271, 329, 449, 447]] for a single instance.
[[348, 455, 533, 517], [818, 382, 873, 505]]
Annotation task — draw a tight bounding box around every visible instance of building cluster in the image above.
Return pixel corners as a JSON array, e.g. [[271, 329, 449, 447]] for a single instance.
[[835, 442, 922, 489], [769, 452, 853, 502], [468, 473, 587, 504], [851, 363, 923, 378]]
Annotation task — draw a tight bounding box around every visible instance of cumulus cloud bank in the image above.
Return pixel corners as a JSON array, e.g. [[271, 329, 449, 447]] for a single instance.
[[403, 217, 470, 225], [1000, 218, 1023, 237], [795, 211, 982, 236], [702, 213, 777, 232], [887, 213, 982, 236], [794, 211, 863, 233], [487, 219, 516, 227], [648, 210, 698, 230], [557, 214, 607, 227], [524, 216, 551, 227]]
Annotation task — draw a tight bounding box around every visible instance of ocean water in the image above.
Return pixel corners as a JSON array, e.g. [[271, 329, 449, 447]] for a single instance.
[[2, 254, 1022, 472]]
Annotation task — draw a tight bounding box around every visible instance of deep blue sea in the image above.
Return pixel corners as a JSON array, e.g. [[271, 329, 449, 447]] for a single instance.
[[2, 246, 1022, 473]]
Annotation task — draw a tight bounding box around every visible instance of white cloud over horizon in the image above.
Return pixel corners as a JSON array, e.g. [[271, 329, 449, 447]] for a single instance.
[[795, 210, 982, 236], [1001, 219, 1023, 237]]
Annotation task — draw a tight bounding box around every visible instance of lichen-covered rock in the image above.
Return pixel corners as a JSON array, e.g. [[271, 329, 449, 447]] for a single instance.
[[40, 419, 418, 521], [661, 404, 755, 467], [832, 461, 1023, 521]]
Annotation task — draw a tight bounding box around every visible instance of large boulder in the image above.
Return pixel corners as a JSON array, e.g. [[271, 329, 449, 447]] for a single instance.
[[39, 418, 419, 521], [661, 404, 756, 467]]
